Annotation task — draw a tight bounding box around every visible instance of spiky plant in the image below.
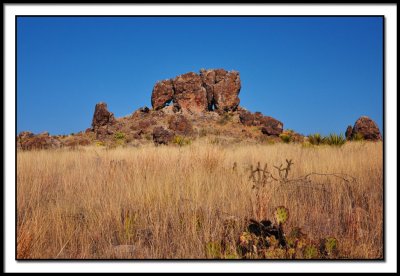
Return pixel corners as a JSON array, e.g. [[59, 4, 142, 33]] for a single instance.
[[325, 133, 346, 146], [308, 133, 325, 145]]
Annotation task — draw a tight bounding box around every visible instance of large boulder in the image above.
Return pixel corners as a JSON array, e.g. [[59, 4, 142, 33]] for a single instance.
[[345, 125, 353, 140], [151, 80, 174, 110], [150, 69, 241, 113], [351, 116, 382, 141], [92, 102, 115, 130], [239, 110, 283, 136], [152, 126, 174, 145], [200, 69, 241, 111], [172, 72, 208, 113], [168, 115, 193, 135]]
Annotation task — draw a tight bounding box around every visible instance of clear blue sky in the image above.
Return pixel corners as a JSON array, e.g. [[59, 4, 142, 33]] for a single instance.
[[17, 16, 383, 136]]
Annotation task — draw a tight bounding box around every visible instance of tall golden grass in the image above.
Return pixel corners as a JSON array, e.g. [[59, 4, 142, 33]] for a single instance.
[[16, 141, 383, 259]]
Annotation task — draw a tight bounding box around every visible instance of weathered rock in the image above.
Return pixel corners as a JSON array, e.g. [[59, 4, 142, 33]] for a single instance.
[[345, 125, 353, 140], [151, 80, 174, 110], [199, 69, 216, 110], [139, 106, 150, 113], [19, 132, 61, 150], [213, 70, 241, 111], [239, 110, 256, 126], [168, 115, 193, 135], [92, 102, 115, 130], [200, 69, 241, 111], [351, 116, 382, 141], [138, 118, 156, 130], [152, 126, 174, 145], [132, 129, 144, 139], [239, 110, 283, 136], [18, 131, 34, 141], [172, 72, 208, 113]]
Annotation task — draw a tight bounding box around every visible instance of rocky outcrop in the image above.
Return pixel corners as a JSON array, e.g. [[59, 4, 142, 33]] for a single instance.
[[173, 72, 208, 113], [152, 126, 174, 145], [350, 116, 382, 141], [91, 102, 116, 139], [168, 115, 193, 135], [200, 69, 241, 112], [18, 131, 61, 150], [345, 125, 353, 140], [92, 102, 115, 129], [151, 80, 174, 110], [150, 69, 241, 113], [239, 110, 283, 136]]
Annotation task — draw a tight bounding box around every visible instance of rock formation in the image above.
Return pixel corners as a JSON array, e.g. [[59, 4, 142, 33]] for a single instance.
[[150, 68, 241, 113], [151, 80, 174, 110], [17, 68, 288, 150], [345, 125, 353, 140], [200, 69, 241, 112], [91, 102, 116, 139], [168, 115, 193, 135], [173, 72, 208, 113], [18, 131, 61, 150], [348, 116, 382, 141], [92, 102, 115, 130], [239, 110, 283, 136]]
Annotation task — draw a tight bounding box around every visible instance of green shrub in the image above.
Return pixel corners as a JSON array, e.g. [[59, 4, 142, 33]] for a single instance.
[[172, 135, 191, 146], [308, 133, 325, 145], [279, 133, 292, 143], [325, 133, 346, 146], [95, 141, 105, 147], [114, 132, 125, 140]]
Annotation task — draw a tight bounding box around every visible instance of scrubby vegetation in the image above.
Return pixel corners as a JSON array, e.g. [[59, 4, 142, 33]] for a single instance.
[[308, 133, 346, 146], [17, 141, 383, 259]]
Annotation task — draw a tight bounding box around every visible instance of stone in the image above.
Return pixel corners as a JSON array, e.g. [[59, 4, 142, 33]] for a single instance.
[[151, 80, 174, 110], [200, 69, 241, 111], [92, 102, 115, 130], [152, 126, 174, 145], [351, 116, 382, 141], [239, 110, 283, 136], [212, 70, 241, 111], [199, 69, 216, 110], [19, 132, 61, 150], [139, 106, 150, 113], [168, 115, 193, 135], [345, 125, 353, 140], [172, 72, 208, 113], [18, 131, 34, 141]]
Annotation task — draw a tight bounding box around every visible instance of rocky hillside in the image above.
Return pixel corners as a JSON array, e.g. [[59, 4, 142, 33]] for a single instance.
[[17, 68, 382, 150]]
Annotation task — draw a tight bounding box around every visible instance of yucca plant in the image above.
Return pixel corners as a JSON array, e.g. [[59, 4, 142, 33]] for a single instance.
[[308, 133, 325, 145], [325, 133, 346, 146]]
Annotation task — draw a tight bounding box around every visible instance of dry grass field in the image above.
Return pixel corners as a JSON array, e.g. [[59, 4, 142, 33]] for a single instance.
[[16, 140, 383, 259]]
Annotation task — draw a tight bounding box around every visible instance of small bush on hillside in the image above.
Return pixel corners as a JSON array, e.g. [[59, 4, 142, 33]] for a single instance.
[[114, 132, 125, 140], [325, 133, 346, 146], [279, 134, 292, 144], [308, 133, 325, 145], [172, 135, 191, 146]]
